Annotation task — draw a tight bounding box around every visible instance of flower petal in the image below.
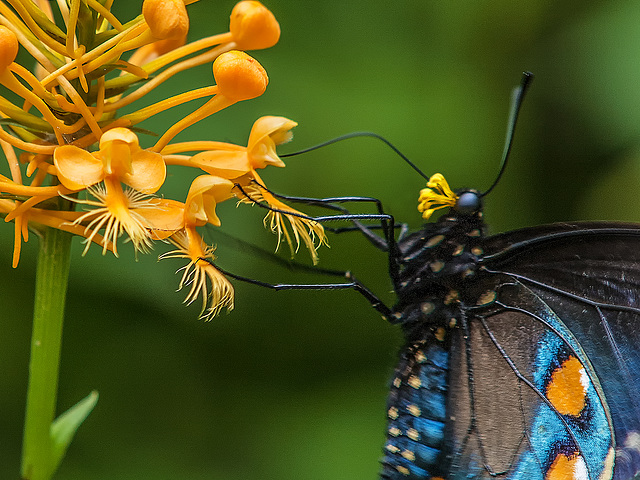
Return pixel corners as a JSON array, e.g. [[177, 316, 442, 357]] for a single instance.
[[123, 149, 167, 194], [136, 198, 185, 239], [54, 145, 105, 191], [190, 150, 251, 178]]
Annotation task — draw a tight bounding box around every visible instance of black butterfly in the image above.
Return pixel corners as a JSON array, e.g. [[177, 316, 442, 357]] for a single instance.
[[225, 73, 640, 480], [379, 194, 640, 479]]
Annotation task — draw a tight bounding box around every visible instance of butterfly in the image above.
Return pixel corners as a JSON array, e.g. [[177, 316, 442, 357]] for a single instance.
[[367, 73, 640, 480], [223, 72, 640, 479]]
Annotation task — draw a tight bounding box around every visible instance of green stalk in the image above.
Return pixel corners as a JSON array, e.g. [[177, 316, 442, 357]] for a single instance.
[[21, 227, 73, 480]]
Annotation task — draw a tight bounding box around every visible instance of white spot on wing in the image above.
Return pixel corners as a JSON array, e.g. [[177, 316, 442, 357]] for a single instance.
[[578, 364, 589, 392], [574, 455, 588, 480]]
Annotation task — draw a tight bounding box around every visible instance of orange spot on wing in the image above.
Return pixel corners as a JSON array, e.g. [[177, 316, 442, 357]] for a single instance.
[[545, 356, 587, 416], [545, 452, 586, 480]]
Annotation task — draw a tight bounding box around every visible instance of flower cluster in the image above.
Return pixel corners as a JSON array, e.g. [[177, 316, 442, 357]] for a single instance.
[[0, 0, 325, 319]]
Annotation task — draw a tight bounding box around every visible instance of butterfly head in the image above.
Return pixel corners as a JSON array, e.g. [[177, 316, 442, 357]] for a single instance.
[[415, 72, 533, 224], [418, 173, 482, 221]]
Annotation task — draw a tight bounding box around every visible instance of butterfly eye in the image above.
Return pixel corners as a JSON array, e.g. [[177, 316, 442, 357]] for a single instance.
[[455, 191, 481, 215]]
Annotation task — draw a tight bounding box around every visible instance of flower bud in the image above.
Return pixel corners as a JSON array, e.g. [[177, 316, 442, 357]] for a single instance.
[[0, 26, 18, 72], [212, 51, 268, 101], [142, 0, 189, 40], [230, 1, 280, 50]]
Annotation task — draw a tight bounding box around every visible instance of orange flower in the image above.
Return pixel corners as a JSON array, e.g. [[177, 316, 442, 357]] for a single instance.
[[0, 0, 321, 320], [181, 116, 327, 262], [184, 175, 236, 227], [54, 128, 165, 193], [53, 128, 166, 255]]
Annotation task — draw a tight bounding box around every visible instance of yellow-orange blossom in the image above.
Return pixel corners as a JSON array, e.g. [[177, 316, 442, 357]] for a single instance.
[[0, 0, 325, 319]]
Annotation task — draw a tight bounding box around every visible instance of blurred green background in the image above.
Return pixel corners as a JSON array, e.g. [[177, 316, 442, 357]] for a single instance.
[[4, 0, 640, 478]]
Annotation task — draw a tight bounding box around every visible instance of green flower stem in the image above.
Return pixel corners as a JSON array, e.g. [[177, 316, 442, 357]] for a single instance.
[[21, 227, 73, 480]]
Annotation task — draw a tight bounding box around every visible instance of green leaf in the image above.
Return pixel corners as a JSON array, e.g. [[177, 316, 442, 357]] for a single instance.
[[49, 391, 99, 473]]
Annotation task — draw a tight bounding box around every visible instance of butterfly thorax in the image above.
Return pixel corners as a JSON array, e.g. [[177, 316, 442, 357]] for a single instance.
[[391, 209, 486, 342]]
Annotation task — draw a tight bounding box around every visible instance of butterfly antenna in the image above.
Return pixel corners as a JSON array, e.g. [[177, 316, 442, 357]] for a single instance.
[[281, 131, 430, 181], [481, 71, 534, 197]]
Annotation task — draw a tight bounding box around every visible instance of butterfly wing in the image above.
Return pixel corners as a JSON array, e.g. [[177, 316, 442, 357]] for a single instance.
[[445, 223, 640, 480]]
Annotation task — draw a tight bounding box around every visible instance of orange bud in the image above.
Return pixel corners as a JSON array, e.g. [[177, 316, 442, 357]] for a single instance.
[[230, 1, 280, 50], [142, 0, 189, 40], [0, 26, 18, 72], [212, 50, 268, 101]]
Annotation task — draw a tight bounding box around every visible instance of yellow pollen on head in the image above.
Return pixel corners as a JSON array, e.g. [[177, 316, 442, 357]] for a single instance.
[[444, 290, 459, 304], [545, 356, 588, 416], [417, 173, 458, 220]]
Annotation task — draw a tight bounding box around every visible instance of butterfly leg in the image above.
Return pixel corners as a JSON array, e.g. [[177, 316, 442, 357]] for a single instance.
[[234, 182, 403, 285], [212, 262, 394, 320], [239, 180, 402, 251]]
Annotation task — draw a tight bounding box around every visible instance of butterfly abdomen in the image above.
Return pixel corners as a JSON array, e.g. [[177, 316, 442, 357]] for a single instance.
[[380, 210, 486, 479], [380, 335, 449, 479]]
